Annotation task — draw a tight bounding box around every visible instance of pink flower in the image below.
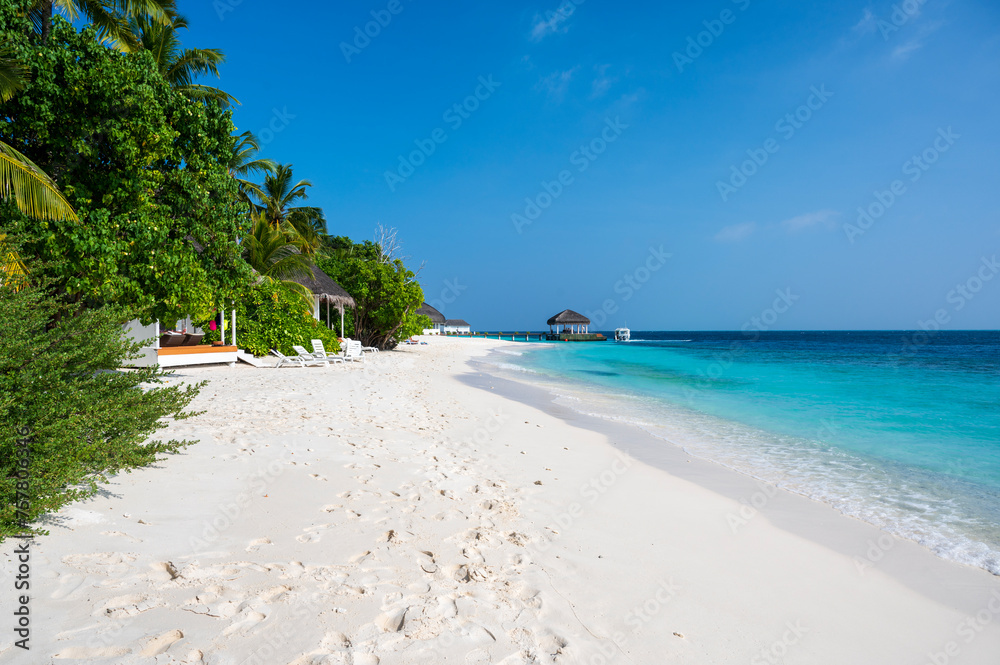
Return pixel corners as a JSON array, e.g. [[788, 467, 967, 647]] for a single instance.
[[209, 320, 217, 331]]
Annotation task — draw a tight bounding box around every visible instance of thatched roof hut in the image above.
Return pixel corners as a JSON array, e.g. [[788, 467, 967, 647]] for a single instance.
[[417, 303, 446, 325], [445, 319, 471, 328], [289, 267, 356, 309], [547, 309, 590, 326]]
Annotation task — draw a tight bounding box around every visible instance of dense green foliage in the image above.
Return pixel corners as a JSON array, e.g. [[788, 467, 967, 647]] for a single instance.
[[319, 239, 429, 350], [0, 0, 433, 540], [0, 277, 201, 538], [0, 16, 250, 324], [198, 280, 341, 357]]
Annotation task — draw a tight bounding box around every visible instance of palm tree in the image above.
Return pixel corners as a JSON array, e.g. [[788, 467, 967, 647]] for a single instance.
[[0, 49, 77, 224], [243, 215, 314, 308], [131, 11, 238, 107], [256, 164, 326, 256], [228, 132, 276, 207], [0, 50, 77, 290], [30, 0, 174, 51]]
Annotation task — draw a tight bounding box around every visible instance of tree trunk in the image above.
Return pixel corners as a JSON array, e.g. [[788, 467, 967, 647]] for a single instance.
[[40, 0, 53, 44]]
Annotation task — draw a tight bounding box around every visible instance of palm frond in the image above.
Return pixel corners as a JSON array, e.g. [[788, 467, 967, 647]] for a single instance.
[[288, 206, 326, 235], [177, 83, 239, 107], [72, 0, 140, 51], [230, 132, 277, 177], [168, 47, 226, 84], [0, 49, 27, 103], [115, 0, 175, 25], [131, 11, 236, 106], [0, 234, 29, 292], [0, 141, 78, 222]]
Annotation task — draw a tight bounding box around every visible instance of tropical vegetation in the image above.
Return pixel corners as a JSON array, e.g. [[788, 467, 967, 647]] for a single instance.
[[198, 280, 341, 358], [0, 0, 429, 535], [0, 265, 202, 538], [320, 238, 430, 349]]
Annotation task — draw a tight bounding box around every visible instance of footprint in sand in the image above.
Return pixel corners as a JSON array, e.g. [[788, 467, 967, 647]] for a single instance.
[[50, 572, 87, 600], [309, 473, 328, 481], [320, 631, 352, 652], [436, 596, 458, 618], [465, 648, 491, 665], [222, 609, 267, 636], [535, 633, 569, 660], [53, 646, 131, 659], [296, 524, 334, 544], [100, 594, 165, 618], [63, 552, 136, 576], [257, 585, 291, 603], [246, 537, 273, 552], [149, 561, 182, 582], [139, 629, 184, 657], [376, 530, 403, 545]]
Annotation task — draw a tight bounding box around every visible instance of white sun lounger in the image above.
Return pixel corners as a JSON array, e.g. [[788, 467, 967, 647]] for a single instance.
[[342, 337, 378, 355], [311, 339, 345, 363], [343, 340, 365, 363], [270, 350, 309, 368], [292, 345, 332, 367]]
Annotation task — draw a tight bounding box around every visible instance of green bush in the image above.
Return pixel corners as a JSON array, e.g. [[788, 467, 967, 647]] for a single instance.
[[318, 239, 429, 350], [0, 280, 202, 540], [199, 281, 341, 357], [0, 15, 251, 325]]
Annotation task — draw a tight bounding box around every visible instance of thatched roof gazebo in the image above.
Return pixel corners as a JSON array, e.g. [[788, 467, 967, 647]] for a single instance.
[[417, 302, 446, 325], [547, 309, 590, 334], [289, 266, 356, 335]]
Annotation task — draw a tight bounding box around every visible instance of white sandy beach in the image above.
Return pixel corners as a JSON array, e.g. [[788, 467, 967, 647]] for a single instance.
[[3, 337, 1000, 664]]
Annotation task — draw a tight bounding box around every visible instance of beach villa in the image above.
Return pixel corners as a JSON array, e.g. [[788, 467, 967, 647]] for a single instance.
[[123, 315, 243, 368], [444, 319, 471, 334], [123, 266, 356, 369], [289, 266, 357, 336], [546, 309, 606, 342], [418, 302, 446, 334]]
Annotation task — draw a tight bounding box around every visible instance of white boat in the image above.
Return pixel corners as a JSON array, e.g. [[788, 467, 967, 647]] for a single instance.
[[614, 327, 630, 342]]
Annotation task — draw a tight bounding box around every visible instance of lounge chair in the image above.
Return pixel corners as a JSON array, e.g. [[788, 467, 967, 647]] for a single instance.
[[159, 331, 186, 347], [270, 350, 306, 368], [311, 339, 345, 363], [342, 337, 377, 354], [343, 340, 365, 363], [182, 333, 204, 346], [292, 345, 331, 367]]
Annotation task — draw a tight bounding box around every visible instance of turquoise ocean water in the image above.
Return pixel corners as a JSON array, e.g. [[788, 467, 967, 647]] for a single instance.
[[482, 331, 1000, 575]]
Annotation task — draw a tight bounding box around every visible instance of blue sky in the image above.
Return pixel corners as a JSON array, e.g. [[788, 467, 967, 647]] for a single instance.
[[183, 0, 1000, 330]]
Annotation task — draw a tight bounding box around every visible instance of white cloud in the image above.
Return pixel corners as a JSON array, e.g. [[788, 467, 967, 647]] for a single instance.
[[890, 21, 941, 60], [590, 64, 616, 99], [780, 209, 839, 233], [536, 67, 579, 101], [853, 8, 877, 35], [892, 39, 925, 59], [529, 6, 575, 42], [715, 222, 757, 243]]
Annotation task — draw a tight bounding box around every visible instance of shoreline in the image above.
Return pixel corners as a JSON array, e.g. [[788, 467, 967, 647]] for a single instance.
[[466, 345, 1000, 610], [2, 337, 998, 663]]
